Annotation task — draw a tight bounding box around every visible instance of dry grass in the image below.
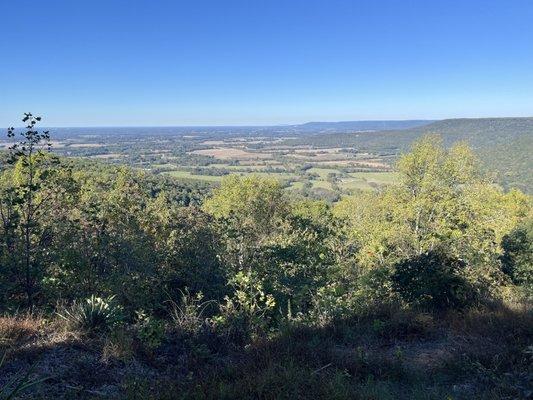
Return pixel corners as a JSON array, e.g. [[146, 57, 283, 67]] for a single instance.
[[0, 314, 43, 347]]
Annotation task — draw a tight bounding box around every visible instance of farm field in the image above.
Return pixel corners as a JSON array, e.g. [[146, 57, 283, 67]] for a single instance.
[[180, 141, 396, 196], [163, 165, 398, 193], [38, 127, 399, 200]]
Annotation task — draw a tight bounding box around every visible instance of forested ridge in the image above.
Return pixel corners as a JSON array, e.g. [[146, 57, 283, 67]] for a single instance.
[[287, 117, 533, 192], [0, 114, 531, 399]]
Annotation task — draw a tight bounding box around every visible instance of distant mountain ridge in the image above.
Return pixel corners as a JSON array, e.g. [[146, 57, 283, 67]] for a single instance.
[[293, 120, 434, 132], [391, 117, 533, 141]]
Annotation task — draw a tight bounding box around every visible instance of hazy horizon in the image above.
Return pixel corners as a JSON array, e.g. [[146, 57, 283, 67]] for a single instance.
[[5, 115, 533, 130]]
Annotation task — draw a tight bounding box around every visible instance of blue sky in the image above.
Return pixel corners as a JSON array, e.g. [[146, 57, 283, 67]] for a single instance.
[[1, 0, 533, 126]]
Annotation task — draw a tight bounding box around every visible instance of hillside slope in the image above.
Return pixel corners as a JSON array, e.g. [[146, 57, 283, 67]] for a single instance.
[[289, 117, 533, 192]]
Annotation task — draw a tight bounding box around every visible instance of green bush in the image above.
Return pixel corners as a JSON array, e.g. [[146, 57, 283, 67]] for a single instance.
[[213, 271, 276, 339], [392, 251, 474, 310], [135, 310, 166, 349], [501, 219, 533, 297]]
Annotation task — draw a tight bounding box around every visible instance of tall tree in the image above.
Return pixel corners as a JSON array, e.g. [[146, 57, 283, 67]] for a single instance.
[[6, 113, 59, 308]]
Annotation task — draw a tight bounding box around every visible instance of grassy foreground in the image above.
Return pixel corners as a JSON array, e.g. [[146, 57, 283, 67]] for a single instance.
[[1, 301, 531, 399]]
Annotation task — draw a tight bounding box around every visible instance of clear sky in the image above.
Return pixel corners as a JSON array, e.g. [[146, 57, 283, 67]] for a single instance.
[[1, 0, 533, 126]]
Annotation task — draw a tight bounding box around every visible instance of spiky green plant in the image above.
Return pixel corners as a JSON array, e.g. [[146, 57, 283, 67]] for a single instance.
[[58, 295, 123, 332]]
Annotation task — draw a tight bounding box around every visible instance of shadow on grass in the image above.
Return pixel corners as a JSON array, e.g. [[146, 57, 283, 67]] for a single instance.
[[0, 302, 531, 399]]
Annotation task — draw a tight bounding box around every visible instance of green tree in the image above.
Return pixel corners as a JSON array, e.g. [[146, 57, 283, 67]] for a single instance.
[[145, 193, 224, 302], [333, 135, 531, 306], [203, 175, 288, 274], [204, 176, 339, 320], [3, 113, 62, 308]]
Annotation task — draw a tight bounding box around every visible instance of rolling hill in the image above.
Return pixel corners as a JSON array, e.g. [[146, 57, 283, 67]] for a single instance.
[[287, 117, 533, 192]]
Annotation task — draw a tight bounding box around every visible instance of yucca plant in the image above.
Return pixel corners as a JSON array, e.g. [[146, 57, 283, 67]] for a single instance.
[[58, 295, 123, 332], [0, 352, 48, 399]]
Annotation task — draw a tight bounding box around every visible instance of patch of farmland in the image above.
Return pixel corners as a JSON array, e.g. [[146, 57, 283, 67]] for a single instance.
[[66, 143, 105, 148], [90, 153, 124, 159], [190, 147, 272, 160], [311, 159, 390, 168], [348, 171, 398, 183]]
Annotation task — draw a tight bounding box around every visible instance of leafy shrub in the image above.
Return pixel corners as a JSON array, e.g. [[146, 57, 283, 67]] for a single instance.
[[58, 295, 123, 332], [213, 271, 276, 339], [135, 310, 166, 349], [392, 251, 474, 310], [307, 267, 400, 326]]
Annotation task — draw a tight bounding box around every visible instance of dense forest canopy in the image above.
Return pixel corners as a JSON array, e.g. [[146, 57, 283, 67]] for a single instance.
[[0, 114, 531, 399]]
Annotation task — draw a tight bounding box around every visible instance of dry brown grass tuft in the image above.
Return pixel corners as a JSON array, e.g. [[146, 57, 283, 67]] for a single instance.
[[0, 314, 43, 346]]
